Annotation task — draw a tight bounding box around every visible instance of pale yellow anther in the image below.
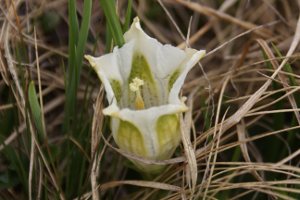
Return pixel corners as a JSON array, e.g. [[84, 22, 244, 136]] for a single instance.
[[129, 77, 144, 92], [129, 77, 145, 110]]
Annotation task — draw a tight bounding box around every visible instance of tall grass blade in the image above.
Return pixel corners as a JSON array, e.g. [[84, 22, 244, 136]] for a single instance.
[[65, 0, 79, 131], [28, 81, 45, 140], [65, 0, 92, 132], [123, 0, 133, 32], [99, 0, 125, 47], [76, 0, 92, 79]]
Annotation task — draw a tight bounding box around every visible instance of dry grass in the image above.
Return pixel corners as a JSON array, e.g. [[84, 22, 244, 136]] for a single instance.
[[1, 0, 300, 199]]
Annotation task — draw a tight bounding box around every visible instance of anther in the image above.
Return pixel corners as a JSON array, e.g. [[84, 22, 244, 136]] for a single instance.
[[129, 77, 145, 110]]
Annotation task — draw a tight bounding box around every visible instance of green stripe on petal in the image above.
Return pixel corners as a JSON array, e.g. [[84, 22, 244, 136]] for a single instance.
[[129, 53, 155, 84], [110, 79, 122, 102], [156, 114, 180, 159], [117, 120, 147, 157], [129, 53, 158, 107], [168, 69, 180, 92]]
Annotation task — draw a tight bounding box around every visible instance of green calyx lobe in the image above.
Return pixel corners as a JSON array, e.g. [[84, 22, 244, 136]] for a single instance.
[[156, 114, 180, 160], [116, 120, 147, 157]]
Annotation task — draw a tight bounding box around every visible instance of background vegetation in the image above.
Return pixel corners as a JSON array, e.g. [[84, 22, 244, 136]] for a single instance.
[[0, 0, 300, 199]]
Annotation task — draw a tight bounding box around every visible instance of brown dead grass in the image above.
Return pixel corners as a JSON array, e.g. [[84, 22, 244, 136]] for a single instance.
[[1, 0, 300, 199]]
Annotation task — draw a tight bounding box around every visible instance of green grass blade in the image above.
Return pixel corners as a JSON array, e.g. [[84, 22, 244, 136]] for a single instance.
[[123, 0, 133, 32], [64, 0, 79, 131], [67, 0, 79, 90], [262, 51, 284, 162], [271, 43, 299, 88], [2, 146, 28, 196], [99, 0, 125, 47], [271, 43, 300, 160], [28, 81, 45, 140], [68, 0, 79, 42], [76, 0, 92, 80], [65, 0, 92, 132]]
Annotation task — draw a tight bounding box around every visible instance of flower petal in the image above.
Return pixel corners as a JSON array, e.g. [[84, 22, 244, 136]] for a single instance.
[[104, 104, 187, 159], [85, 41, 136, 106], [85, 54, 121, 104], [124, 17, 186, 79], [168, 49, 206, 104], [124, 17, 205, 105], [85, 17, 206, 173]]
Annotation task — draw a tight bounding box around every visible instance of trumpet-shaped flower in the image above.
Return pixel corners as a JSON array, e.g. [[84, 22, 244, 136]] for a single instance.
[[85, 17, 205, 173]]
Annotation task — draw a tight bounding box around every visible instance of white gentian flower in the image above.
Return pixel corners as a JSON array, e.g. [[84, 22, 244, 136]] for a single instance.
[[85, 17, 205, 173]]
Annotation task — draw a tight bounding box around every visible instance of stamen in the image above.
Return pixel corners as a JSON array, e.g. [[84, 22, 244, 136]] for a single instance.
[[129, 77, 145, 110]]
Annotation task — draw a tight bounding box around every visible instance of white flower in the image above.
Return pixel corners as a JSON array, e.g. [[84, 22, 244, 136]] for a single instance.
[[85, 17, 205, 173]]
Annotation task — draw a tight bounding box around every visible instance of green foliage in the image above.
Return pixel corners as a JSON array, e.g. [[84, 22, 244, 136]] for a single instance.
[[64, 0, 92, 132], [99, 0, 125, 47], [123, 0, 133, 32], [28, 81, 45, 140], [39, 11, 61, 33], [1, 1, 300, 199]]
